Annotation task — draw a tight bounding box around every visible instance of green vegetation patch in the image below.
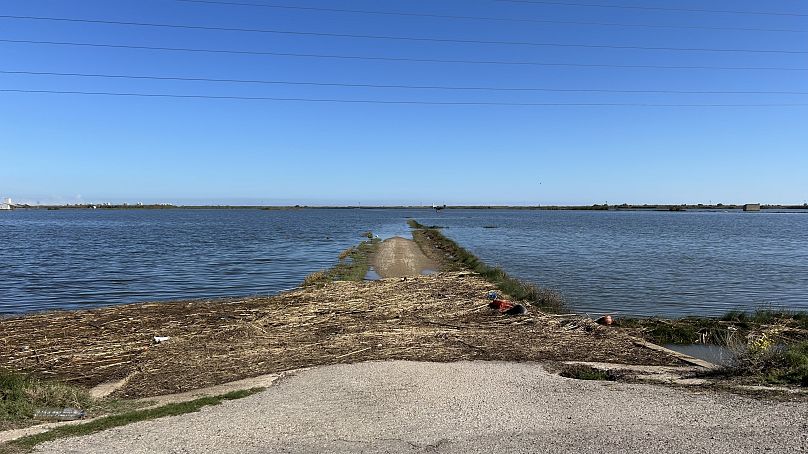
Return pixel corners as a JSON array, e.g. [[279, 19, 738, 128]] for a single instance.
[[720, 309, 808, 331], [3, 388, 264, 453], [408, 220, 565, 312], [621, 310, 808, 346], [771, 341, 808, 386], [0, 370, 93, 431], [559, 364, 618, 381], [618, 317, 730, 345], [704, 341, 808, 388], [407, 220, 443, 230], [621, 310, 807, 387], [303, 234, 381, 286]]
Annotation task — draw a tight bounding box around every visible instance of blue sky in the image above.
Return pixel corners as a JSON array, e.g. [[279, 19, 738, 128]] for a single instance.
[[1, 0, 807, 205]]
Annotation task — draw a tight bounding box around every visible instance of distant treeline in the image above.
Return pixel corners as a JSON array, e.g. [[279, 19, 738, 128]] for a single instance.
[[609, 204, 808, 211], [12, 203, 808, 211], [425, 204, 808, 211], [23, 204, 178, 210]]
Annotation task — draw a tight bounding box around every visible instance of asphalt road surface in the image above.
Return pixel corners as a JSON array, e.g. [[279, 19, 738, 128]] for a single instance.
[[37, 361, 808, 453]]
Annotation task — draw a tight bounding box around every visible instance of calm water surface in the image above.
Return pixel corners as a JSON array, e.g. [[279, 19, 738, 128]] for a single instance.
[[0, 209, 417, 314], [1, 208, 806, 317], [422, 210, 808, 317]]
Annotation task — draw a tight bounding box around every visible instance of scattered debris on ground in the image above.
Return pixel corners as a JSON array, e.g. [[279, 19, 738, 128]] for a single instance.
[[0, 273, 684, 399]]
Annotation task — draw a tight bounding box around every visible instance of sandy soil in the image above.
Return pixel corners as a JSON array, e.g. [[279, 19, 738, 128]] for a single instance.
[[0, 273, 684, 398], [34, 361, 808, 453], [370, 236, 438, 278]]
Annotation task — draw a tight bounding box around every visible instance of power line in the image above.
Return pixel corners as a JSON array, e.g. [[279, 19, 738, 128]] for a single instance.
[[2, 89, 806, 107], [3, 70, 807, 95], [2, 39, 808, 72], [1, 15, 807, 55], [495, 0, 808, 18], [172, 0, 808, 34]]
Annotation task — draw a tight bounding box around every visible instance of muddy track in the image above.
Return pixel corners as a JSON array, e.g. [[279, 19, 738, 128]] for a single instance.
[[370, 236, 438, 278]]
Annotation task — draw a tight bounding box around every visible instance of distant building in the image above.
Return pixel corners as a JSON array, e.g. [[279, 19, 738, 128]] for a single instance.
[[0, 197, 12, 210], [743, 203, 761, 212]]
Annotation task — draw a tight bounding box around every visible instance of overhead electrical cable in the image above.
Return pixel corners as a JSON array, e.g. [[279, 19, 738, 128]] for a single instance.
[[2, 89, 806, 107], [0, 15, 806, 54], [171, 0, 808, 33], [2, 70, 806, 95], [2, 39, 806, 72], [494, 0, 808, 18]]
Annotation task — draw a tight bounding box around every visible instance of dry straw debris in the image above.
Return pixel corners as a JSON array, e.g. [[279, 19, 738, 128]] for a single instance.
[[0, 272, 682, 398]]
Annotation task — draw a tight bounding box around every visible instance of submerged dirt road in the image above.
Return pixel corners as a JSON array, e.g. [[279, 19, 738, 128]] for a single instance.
[[370, 236, 438, 278], [36, 361, 808, 454]]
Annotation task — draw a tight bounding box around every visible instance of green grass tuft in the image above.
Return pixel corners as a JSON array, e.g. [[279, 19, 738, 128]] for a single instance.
[[774, 341, 808, 386], [620, 309, 808, 347], [406, 220, 442, 230], [618, 317, 731, 345], [705, 341, 808, 387], [559, 364, 617, 381], [5, 388, 264, 452], [0, 370, 93, 431], [720, 309, 808, 330]]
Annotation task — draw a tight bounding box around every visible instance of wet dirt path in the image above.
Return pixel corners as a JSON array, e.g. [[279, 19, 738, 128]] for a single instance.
[[370, 236, 438, 278]]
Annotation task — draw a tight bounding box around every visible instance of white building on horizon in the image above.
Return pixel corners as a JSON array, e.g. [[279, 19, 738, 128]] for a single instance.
[[0, 197, 12, 210]]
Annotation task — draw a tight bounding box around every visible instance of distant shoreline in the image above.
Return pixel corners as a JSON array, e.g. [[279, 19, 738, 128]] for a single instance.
[[7, 204, 808, 211]]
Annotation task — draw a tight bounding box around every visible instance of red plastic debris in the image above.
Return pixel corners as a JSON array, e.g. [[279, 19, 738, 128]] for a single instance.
[[595, 315, 614, 326], [488, 299, 515, 312]]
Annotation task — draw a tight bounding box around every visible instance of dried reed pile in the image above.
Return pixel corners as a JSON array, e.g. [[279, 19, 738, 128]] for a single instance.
[[0, 272, 682, 398]]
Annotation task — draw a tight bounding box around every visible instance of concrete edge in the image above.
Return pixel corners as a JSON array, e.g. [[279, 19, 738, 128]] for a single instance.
[[0, 372, 288, 444], [631, 337, 719, 369], [89, 372, 139, 399], [559, 360, 710, 386], [560, 360, 808, 395], [5, 356, 802, 445]]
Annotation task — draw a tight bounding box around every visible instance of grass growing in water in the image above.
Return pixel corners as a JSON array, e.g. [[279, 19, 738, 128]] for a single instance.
[[618, 317, 729, 345], [3, 388, 264, 453], [407, 220, 442, 230], [621, 310, 808, 346], [408, 220, 565, 312], [303, 234, 381, 286], [620, 310, 807, 387], [721, 309, 808, 331]]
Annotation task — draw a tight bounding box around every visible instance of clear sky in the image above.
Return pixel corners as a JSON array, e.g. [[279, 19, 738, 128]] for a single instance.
[[1, 0, 807, 205]]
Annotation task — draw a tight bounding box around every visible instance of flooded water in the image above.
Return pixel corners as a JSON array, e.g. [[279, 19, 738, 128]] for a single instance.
[[0, 208, 420, 314], [364, 267, 382, 281], [664, 344, 737, 366], [423, 209, 808, 317], [2, 208, 807, 316]]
